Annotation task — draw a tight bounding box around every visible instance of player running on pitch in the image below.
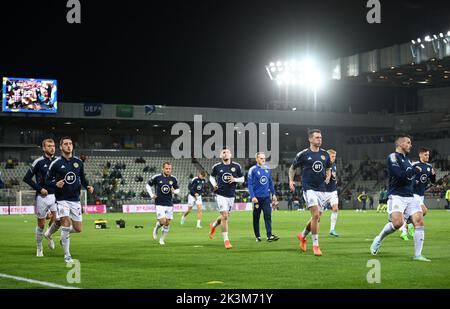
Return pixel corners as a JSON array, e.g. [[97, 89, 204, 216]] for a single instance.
[[181, 170, 207, 228], [147, 162, 180, 245], [400, 147, 435, 240], [23, 138, 60, 256], [370, 134, 430, 261], [289, 129, 332, 256], [208, 147, 244, 250], [45, 137, 94, 263]]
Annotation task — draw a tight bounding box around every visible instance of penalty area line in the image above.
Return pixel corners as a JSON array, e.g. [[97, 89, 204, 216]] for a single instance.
[[0, 273, 80, 289]]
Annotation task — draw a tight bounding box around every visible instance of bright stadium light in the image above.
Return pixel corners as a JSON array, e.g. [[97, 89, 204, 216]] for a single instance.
[[447, 31, 450, 36], [417, 38, 421, 43], [424, 35, 431, 42], [411, 40, 416, 44], [439, 33, 444, 38], [420, 44, 425, 49], [265, 57, 324, 90]]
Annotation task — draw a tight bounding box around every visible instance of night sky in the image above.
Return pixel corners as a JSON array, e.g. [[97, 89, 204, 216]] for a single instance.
[[1, 0, 449, 109]]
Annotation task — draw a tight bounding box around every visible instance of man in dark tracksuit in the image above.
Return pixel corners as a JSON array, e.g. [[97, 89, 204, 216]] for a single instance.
[[247, 152, 279, 242]]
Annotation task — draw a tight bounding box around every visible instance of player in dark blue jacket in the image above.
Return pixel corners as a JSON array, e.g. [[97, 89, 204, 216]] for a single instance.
[[208, 147, 244, 250], [23, 138, 60, 256], [146, 162, 180, 245], [181, 170, 207, 228], [370, 134, 430, 262], [248, 152, 278, 242], [46, 137, 93, 263], [324, 149, 340, 237], [400, 147, 436, 240], [289, 129, 331, 256]]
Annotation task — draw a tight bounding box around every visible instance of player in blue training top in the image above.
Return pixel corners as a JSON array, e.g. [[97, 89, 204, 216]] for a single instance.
[[147, 161, 180, 245], [247, 152, 279, 242], [370, 134, 430, 262], [45, 137, 94, 264], [324, 149, 340, 237], [208, 147, 244, 250], [181, 170, 208, 228], [289, 129, 332, 256], [399, 147, 436, 240], [23, 138, 60, 257]]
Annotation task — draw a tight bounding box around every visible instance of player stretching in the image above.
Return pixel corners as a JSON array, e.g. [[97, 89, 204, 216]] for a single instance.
[[147, 162, 180, 245], [46, 137, 93, 263], [325, 149, 339, 237], [181, 170, 207, 228], [23, 138, 60, 256], [208, 147, 244, 250], [400, 148, 435, 240], [289, 129, 331, 256], [370, 134, 430, 261]]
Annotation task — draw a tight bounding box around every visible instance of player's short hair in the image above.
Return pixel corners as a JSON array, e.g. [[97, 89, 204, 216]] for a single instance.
[[255, 152, 265, 159], [308, 129, 321, 138], [59, 136, 72, 146], [41, 138, 55, 147], [199, 170, 207, 177], [395, 133, 411, 143], [222, 146, 231, 152], [419, 147, 431, 154], [162, 161, 171, 168], [327, 149, 336, 155]]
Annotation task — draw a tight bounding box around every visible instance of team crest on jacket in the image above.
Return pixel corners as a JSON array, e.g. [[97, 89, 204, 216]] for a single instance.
[[321, 155, 326, 160], [231, 167, 236, 172], [169, 181, 173, 185], [74, 163, 79, 168]]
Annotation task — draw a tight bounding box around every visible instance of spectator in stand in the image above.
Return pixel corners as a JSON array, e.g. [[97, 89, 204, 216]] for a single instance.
[[357, 191, 368, 212]]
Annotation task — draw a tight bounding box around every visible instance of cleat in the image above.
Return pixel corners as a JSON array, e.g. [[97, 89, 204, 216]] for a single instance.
[[44, 232, 55, 250], [180, 216, 185, 225], [297, 233, 307, 252], [400, 233, 409, 241], [208, 223, 216, 240], [267, 235, 279, 242], [36, 248, 43, 257], [64, 255, 74, 264], [196, 225, 202, 229], [370, 236, 381, 255], [159, 239, 165, 245], [313, 245, 322, 256], [329, 230, 339, 237], [224, 240, 232, 249], [413, 255, 431, 262], [255, 237, 261, 242], [152, 227, 158, 240], [407, 223, 415, 238]]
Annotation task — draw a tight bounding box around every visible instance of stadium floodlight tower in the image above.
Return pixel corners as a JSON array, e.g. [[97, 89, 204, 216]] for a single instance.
[[410, 29, 450, 62], [265, 58, 324, 110]]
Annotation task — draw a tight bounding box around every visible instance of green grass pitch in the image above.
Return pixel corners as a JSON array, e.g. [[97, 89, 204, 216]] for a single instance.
[[1, 210, 450, 289]]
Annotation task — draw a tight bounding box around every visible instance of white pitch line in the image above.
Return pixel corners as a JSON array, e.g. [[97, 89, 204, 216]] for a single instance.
[[0, 273, 80, 289]]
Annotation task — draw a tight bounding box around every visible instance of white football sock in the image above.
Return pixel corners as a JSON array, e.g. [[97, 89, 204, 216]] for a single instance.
[[414, 226, 425, 257], [330, 212, 338, 231], [312, 234, 319, 246], [36, 227, 44, 250], [378, 222, 396, 241], [61, 227, 71, 256], [160, 226, 169, 241], [222, 232, 229, 241]]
